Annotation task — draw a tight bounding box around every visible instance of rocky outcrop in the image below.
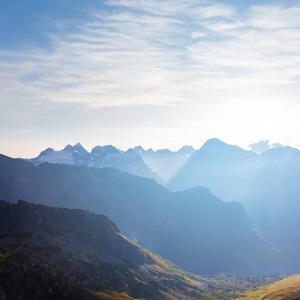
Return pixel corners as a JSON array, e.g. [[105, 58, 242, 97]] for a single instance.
[[0, 200, 219, 300]]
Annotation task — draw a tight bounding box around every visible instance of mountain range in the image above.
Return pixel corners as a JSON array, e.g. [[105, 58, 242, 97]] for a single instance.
[[166, 139, 300, 269], [26, 143, 195, 185], [168, 138, 299, 200], [168, 138, 261, 201], [27, 140, 299, 201], [3, 137, 300, 276], [0, 153, 277, 275], [241, 151, 300, 271], [130, 145, 194, 182], [27, 143, 164, 184]]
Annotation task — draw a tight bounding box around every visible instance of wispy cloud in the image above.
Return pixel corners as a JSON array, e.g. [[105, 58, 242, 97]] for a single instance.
[[1, 1, 300, 110], [248, 5, 300, 29]]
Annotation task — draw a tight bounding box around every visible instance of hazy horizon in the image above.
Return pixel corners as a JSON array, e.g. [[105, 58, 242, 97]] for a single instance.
[[1, 137, 296, 159]]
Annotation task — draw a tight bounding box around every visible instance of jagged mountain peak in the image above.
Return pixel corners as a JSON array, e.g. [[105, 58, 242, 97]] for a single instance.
[[196, 138, 234, 157], [26, 144, 163, 183], [64, 144, 72, 150], [155, 148, 172, 155], [201, 138, 229, 149], [38, 147, 54, 157], [146, 148, 155, 153], [199, 138, 255, 157], [91, 144, 120, 154], [132, 145, 145, 153], [168, 138, 259, 199], [64, 142, 88, 155], [178, 145, 195, 155]]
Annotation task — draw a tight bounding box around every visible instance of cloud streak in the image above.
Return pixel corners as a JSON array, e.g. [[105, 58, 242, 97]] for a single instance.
[[1, 1, 300, 110]]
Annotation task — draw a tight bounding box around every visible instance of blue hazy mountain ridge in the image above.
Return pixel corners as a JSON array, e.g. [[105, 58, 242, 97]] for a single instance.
[[168, 138, 262, 201], [27, 142, 164, 184], [168, 138, 300, 201], [167, 138, 300, 273], [241, 151, 300, 271], [0, 153, 278, 275], [131, 145, 195, 183], [259, 145, 299, 164], [28, 143, 195, 185]]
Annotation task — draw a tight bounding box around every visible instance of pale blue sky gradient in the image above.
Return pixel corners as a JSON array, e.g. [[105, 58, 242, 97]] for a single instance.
[[1, 0, 300, 157]]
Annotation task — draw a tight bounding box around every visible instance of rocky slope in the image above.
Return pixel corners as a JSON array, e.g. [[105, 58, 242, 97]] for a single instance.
[[0, 200, 223, 300]]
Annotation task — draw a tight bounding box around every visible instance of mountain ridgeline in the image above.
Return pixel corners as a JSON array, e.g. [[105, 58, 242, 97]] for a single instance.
[[168, 138, 299, 200], [28, 143, 164, 184], [168, 138, 260, 200], [0, 153, 277, 275], [131, 145, 194, 182], [167, 139, 300, 271], [26, 143, 195, 185], [241, 151, 300, 271], [2, 137, 300, 276]]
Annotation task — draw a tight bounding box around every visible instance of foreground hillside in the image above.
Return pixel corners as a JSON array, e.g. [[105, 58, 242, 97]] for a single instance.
[[239, 275, 300, 300], [0, 200, 220, 300], [0, 154, 277, 275], [0, 200, 289, 300]]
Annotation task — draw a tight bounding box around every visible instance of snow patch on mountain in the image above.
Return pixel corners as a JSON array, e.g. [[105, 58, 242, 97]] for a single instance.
[[32, 150, 74, 165]]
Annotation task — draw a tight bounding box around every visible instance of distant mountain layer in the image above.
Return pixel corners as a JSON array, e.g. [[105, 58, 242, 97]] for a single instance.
[[131, 145, 194, 182], [26, 143, 195, 185], [0, 200, 223, 300], [168, 138, 260, 201], [167, 138, 300, 272], [24, 140, 300, 199], [241, 152, 300, 271], [0, 154, 277, 275], [26, 143, 164, 184], [168, 138, 299, 201]]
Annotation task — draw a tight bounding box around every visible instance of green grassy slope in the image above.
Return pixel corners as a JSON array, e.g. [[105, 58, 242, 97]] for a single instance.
[[239, 275, 300, 300]]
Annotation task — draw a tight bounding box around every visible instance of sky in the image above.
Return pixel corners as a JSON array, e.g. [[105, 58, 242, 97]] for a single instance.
[[1, 0, 300, 157]]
